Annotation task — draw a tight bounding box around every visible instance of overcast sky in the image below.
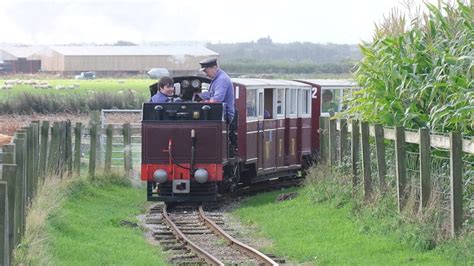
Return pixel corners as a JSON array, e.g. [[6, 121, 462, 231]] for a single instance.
[[0, 0, 446, 45]]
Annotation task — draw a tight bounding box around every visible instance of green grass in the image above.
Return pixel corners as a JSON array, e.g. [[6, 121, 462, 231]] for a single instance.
[[0, 78, 152, 97], [233, 187, 463, 265], [0, 78, 153, 114], [45, 178, 167, 265]]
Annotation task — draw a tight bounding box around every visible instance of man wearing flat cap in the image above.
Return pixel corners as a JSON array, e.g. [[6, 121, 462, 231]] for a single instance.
[[199, 58, 235, 123]]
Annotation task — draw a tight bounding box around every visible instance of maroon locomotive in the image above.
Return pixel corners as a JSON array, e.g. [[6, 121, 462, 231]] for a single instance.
[[141, 76, 355, 202]]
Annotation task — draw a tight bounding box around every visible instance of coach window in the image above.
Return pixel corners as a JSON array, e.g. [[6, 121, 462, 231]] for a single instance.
[[264, 88, 273, 119], [276, 88, 285, 117], [258, 90, 264, 118], [321, 88, 339, 114], [286, 88, 297, 116], [246, 89, 257, 119], [301, 89, 311, 116]]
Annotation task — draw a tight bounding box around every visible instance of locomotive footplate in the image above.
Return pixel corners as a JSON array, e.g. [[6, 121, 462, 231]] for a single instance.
[[147, 181, 218, 202]]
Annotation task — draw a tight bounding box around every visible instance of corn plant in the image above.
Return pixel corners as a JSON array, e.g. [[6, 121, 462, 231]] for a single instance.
[[346, 1, 473, 135]]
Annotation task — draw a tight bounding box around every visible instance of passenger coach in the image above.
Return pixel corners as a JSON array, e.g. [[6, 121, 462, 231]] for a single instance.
[[232, 79, 315, 184], [141, 76, 357, 202]]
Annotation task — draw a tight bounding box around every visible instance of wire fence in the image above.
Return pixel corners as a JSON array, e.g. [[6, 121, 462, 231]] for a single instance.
[[320, 117, 473, 238]]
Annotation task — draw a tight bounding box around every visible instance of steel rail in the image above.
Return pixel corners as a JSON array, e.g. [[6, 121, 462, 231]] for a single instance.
[[162, 205, 224, 266], [198, 205, 279, 266]]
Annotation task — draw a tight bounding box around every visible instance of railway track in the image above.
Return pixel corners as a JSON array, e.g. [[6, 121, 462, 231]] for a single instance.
[[145, 204, 281, 265]]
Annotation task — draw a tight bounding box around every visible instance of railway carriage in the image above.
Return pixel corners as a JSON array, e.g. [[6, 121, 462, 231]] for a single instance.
[[141, 76, 357, 202], [232, 79, 315, 184]]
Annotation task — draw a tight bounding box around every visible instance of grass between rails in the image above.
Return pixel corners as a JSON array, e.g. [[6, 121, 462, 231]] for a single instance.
[[232, 166, 472, 265], [14, 173, 167, 265]]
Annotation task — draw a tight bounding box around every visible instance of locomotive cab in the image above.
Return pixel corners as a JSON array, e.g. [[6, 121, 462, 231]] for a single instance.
[[149, 76, 210, 102], [141, 76, 235, 202]]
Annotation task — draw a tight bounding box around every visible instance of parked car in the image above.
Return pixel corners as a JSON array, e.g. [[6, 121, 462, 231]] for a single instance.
[[0, 62, 12, 72], [75, 71, 96, 80], [147, 68, 169, 79]]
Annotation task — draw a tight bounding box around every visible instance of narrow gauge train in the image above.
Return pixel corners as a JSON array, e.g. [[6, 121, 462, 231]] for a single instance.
[[141, 76, 357, 202]]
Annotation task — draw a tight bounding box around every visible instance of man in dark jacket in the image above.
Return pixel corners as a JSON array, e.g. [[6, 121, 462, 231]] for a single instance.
[[199, 58, 235, 123]]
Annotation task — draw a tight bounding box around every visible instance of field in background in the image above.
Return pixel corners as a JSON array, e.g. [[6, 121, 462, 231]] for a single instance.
[[0, 78, 152, 98], [0, 78, 154, 115]]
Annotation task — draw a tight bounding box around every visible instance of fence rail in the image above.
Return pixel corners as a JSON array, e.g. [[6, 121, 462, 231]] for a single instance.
[[319, 117, 473, 238], [0, 119, 141, 265]]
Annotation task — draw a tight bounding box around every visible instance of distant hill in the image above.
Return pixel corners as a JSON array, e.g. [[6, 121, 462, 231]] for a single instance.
[[206, 38, 361, 76], [208, 40, 361, 64]]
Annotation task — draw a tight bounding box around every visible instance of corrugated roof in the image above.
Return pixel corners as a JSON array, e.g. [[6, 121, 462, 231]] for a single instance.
[[45, 45, 219, 56], [232, 78, 312, 88], [0, 46, 44, 58]]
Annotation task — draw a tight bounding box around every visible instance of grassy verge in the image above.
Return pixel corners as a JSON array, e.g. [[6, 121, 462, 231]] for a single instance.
[[14, 173, 167, 265], [233, 166, 472, 265]]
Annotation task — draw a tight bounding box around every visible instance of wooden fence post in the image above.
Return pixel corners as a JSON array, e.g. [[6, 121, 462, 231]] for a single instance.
[[13, 132, 27, 241], [360, 122, 372, 198], [58, 121, 66, 178], [374, 124, 386, 189], [339, 119, 348, 162], [105, 124, 114, 172], [38, 121, 49, 181], [74, 123, 82, 176], [395, 126, 407, 212], [2, 144, 16, 259], [0, 181, 9, 266], [89, 123, 98, 179], [31, 122, 39, 196], [123, 123, 132, 175], [449, 131, 463, 237], [65, 121, 73, 176], [320, 117, 329, 164], [329, 118, 337, 166], [2, 144, 15, 165], [48, 122, 61, 178], [89, 111, 102, 169], [351, 120, 360, 187], [2, 164, 16, 259], [26, 125, 34, 203], [419, 128, 431, 211]]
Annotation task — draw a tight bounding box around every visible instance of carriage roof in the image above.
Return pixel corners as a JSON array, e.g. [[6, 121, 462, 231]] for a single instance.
[[295, 79, 357, 87], [231, 78, 312, 88]]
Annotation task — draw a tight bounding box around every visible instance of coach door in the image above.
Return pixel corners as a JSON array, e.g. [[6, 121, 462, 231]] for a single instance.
[[256, 88, 265, 171], [275, 88, 286, 169], [262, 88, 277, 172], [298, 88, 312, 164], [285, 88, 298, 167], [245, 88, 258, 165]]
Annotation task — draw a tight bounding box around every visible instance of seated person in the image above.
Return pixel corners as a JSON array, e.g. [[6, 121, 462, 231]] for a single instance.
[[321, 90, 338, 113], [264, 110, 271, 119], [150, 76, 182, 103]]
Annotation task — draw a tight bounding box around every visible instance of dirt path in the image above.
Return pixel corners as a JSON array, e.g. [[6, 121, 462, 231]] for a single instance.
[[0, 113, 89, 135]]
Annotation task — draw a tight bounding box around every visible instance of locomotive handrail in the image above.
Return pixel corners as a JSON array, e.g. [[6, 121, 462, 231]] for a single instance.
[[198, 206, 279, 266], [162, 205, 224, 266]]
